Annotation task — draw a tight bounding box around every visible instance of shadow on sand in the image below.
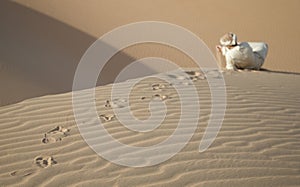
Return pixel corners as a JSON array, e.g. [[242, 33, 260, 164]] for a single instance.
[[0, 1, 159, 106], [259, 68, 300, 75]]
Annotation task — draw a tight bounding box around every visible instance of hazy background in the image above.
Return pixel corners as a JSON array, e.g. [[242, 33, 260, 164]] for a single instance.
[[1, 0, 299, 106]]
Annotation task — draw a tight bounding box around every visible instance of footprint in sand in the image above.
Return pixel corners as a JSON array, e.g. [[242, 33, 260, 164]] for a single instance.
[[104, 98, 127, 108], [99, 114, 115, 122], [10, 168, 36, 177], [166, 73, 193, 86], [151, 83, 166, 91], [41, 133, 61, 144], [167, 70, 206, 85], [34, 156, 57, 168], [152, 94, 170, 101], [47, 126, 70, 134], [41, 126, 70, 144], [185, 70, 206, 81]]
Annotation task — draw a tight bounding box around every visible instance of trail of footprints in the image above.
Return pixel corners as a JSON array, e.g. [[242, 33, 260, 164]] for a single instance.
[[100, 70, 205, 122], [35, 126, 70, 168], [11, 70, 205, 176], [10, 126, 71, 177]]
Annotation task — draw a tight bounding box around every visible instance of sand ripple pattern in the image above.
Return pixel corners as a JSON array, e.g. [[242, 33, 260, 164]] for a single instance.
[[0, 70, 299, 186]]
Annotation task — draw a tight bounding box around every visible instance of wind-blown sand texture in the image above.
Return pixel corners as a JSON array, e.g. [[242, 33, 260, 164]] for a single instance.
[[1, 1, 300, 186], [1, 70, 299, 186]]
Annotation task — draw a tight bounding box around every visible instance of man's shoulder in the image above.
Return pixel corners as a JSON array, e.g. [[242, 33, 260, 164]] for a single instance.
[[238, 42, 252, 48]]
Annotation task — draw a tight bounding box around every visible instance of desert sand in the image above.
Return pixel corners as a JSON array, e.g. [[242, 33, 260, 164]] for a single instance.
[[0, 0, 300, 186], [1, 70, 300, 186]]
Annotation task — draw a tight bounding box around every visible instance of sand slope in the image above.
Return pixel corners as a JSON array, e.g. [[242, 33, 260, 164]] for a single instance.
[[0, 70, 299, 186], [1, 1, 300, 186], [1, 1, 300, 106], [13, 0, 300, 73]]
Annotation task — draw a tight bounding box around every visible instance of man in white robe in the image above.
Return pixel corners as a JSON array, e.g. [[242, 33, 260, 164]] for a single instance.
[[216, 33, 268, 70]]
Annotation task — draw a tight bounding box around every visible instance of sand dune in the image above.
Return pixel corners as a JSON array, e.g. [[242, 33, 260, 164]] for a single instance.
[[0, 70, 299, 186], [1, 0, 300, 106], [0, 1, 176, 106], [1, 1, 300, 186], [13, 0, 300, 73]]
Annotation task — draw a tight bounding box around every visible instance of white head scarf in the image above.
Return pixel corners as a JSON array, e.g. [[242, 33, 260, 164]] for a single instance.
[[220, 32, 237, 46]]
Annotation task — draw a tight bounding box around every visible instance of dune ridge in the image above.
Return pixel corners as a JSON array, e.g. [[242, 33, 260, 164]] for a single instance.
[[1, 0, 300, 107]]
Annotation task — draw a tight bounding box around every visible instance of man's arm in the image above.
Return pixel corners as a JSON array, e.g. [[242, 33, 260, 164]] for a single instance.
[[215, 45, 227, 70], [224, 52, 236, 70]]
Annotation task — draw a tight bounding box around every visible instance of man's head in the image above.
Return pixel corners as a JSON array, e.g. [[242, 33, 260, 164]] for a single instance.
[[220, 32, 237, 47]]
